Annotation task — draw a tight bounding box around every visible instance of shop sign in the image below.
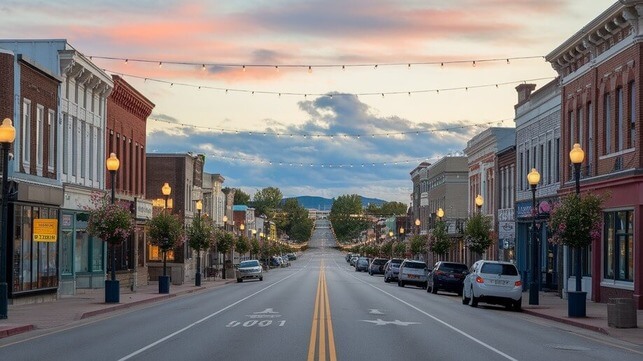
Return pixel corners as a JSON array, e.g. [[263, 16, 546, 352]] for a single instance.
[[33, 219, 58, 242], [136, 198, 153, 220]]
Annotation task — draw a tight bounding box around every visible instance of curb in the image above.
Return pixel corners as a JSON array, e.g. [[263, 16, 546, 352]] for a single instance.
[[0, 324, 34, 339], [523, 309, 609, 335]]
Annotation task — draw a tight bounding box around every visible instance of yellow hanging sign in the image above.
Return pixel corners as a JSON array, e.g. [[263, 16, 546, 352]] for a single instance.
[[33, 219, 58, 242]]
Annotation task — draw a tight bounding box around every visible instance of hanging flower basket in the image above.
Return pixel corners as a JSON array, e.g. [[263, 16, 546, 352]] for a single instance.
[[549, 193, 605, 248], [87, 201, 134, 245]]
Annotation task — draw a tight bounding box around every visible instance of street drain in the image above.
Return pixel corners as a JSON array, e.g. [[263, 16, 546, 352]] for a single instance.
[[550, 345, 591, 351]]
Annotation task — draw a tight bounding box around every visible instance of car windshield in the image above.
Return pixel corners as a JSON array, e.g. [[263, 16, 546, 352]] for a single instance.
[[480, 263, 518, 276], [358, 259, 369, 265], [240, 260, 260, 268], [404, 262, 426, 269], [373, 259, 387, 265], [390, 259, 403, 265], [441, 263, 468, 273]]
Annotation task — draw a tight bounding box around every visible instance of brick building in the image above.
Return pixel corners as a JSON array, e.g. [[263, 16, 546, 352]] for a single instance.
[[464, 127, 515, 263], [546, 1, 643, 308], [514, 79, 562, 294], [106, 75, 154, 290], [410, 162, 430, 235], [146, 153, 204, 285], [0, 48, 63, 303]]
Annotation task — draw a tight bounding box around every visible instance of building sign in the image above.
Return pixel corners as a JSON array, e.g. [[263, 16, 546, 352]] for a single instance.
[[33, 219, 58, 242], [498, 208, 515, 250], [136, 198, 153, 220], [516, 201, 533, 219]]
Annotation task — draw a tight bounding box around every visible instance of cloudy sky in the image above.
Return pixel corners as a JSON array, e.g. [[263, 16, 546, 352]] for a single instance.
[[0, 0, 615, 203]]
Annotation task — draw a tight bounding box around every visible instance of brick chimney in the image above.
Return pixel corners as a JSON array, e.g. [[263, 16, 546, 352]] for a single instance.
[[515, 83, 537, 106]]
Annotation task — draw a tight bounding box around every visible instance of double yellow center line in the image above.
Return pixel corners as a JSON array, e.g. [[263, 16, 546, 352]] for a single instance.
[[307, 260, 337, 361]]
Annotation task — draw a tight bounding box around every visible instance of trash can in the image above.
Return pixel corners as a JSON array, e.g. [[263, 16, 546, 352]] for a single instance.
[[607, 298, 637, 328]]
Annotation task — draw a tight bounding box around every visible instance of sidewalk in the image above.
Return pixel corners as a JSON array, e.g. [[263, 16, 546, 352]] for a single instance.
[[521, 291, 643, 345], [0, 277, 236, 339]]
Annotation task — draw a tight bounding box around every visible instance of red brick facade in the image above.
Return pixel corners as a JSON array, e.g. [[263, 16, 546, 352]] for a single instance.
[[548, 3, 643, 308], [106, 75, 154, 198]]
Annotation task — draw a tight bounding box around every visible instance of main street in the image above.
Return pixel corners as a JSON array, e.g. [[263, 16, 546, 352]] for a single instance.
[[0, 220, 641, 360]]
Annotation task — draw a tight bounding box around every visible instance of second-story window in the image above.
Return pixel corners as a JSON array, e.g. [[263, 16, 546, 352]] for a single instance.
[[605, 92, 612, 154], [616, 87, 623, 152], [629, 81, 636, 148], [22, 99, 31, 165], [36, 104, 44, 169], [48, 109, 55, 173]]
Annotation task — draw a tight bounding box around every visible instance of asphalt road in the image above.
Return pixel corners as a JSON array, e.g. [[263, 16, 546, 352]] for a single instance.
[[1, 220, 641, 360]]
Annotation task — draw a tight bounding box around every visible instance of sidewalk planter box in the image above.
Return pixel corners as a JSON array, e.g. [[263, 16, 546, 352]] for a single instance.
[[159, 275, 170, 294], [607, 298, 637, 328]]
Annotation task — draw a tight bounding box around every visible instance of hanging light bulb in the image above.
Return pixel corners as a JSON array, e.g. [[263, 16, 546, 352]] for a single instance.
[[202, 64, 206, 71], [125, 59, 129, 64], [308, 66, 312, 73], [242, 65, 246, 72], [342, 65, 345, 70], [159, 61, 163, 68], [472, 60, 476, 67]]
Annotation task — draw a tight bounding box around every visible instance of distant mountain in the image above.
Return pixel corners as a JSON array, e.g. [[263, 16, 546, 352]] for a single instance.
[[284, 196, 387, 210]]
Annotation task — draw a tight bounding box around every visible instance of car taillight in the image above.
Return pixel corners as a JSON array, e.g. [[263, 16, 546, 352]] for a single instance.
[[514, 280, 522, 287], [475, 276, 484, 283], [435, 271, 444, 276]]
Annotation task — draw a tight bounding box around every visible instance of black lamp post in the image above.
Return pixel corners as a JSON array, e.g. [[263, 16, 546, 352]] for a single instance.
[[0, 118, 16, 319], [221, 215, 228, 279], [414, 218, 420, 236], [195, 200, 202, 287], [105, 152, 120, 303], [569, 143, 586, 317], [475, 194, 483, 214], [160, 182, 171, 294], [527, 168, 541, 305]]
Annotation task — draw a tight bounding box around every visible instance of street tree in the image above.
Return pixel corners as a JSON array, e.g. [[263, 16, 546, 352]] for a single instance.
[[233, 188, 251, 206], [464, 213, 493, 258], [235, 234, 250, 258], [330, 194, 369, 242], [409, 235, 427, 258], [148, 212, 185, 280], [252, 187, 283, 217], [186, 214, 214, 285], [393, 241, 407, 257], [430, 221, 450, 258], [365, 201, 408, 217], [216, 230, 235, 277]]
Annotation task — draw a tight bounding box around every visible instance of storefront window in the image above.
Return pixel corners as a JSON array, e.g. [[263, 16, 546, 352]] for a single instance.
[[11, 204, 59, 293], [91, 237, 104, 272], [75, 231, 89, 272], [603, 210, 633, 282], [148, 245, 174, 261]]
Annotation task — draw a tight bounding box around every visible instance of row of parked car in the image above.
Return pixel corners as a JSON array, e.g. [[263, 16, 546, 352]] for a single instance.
[[345, 253, 523, 311]]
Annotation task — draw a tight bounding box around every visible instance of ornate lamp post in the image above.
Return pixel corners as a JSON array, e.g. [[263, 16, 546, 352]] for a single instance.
[[105, 152, 120, 303], [162, 182, 171, 211], [160, 183, 171, 293], [527, 168, 541, 305], [415, 218, 420, 235], [436, 208, 444, 221], [195, 200, 203, 286], [0, 118, 16, 319], [569, 143, 586, 316], [475, 194, 484, 213], [399, 226, 404, 241]]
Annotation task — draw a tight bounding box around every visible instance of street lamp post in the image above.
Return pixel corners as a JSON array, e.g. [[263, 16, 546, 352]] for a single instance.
[[159, 183, 171, 294], [569, 143, 586, 317], [0, 118, 16, 319], [105, 153, 120, 303], [399, 227, 404, 241], [415, 218, 420, 235], [527, 168, 541, 305], [221, 215, 228, 279], [436, 208, 444, 222], [195, 200, 202, 287], [475, 194, 484, 214]]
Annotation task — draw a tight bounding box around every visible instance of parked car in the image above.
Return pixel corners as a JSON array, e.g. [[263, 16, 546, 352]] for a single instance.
[[287, 253, 297, 261], [383, 258, 403, 283], [236, 259, 263, 282], [355, 257, 370, 272], [349, 256, 359, 266], [345, 253, 354, 262], [427, 261, 468, 295], [462, 260, 522, 311], [397, 260, 429, 288], [368, 258, 388, 275]]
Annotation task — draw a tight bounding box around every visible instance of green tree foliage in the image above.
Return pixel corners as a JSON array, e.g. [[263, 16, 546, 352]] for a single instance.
[[430, 221, 450, 257], [409, 235, 427, 257], [393, 242, 407, 257], [549, 193, 605, 248], [216, 230, 235, 255], [365, 201, 408, 217], [250, 237, 260, 258], [148, 212, 185, 252], [235, 234, 250, 257], [252, 187, 283, 217], [330, 194, 369, 242], [87, 201, 134, 245], [380, 241, 393, 258], [277, 198, 313, 242], [187, 215, 214, 252], [464, 213, 493, 256], [233, 188, 251, 206]]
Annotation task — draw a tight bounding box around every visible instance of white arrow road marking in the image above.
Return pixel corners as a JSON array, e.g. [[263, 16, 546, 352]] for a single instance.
[[254, 308, 279, 314], [368, 309, 384, 315], [361, 319, 420, 326]]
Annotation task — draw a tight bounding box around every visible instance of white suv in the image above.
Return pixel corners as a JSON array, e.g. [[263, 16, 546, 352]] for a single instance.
[[397, 260, 428, 289], [462, 260, 522, 311]]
